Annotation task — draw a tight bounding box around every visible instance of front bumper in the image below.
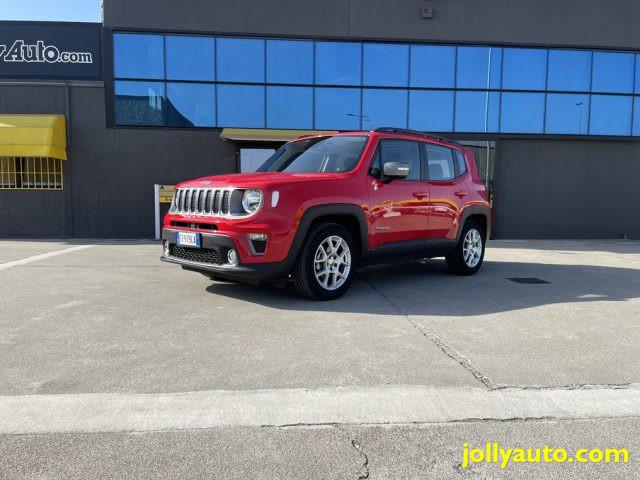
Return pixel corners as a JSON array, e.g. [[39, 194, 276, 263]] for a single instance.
[[160, 229, 290, 283]]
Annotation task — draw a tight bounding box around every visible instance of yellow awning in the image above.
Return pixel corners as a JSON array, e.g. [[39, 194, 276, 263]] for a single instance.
[[0, 115, 67, 160], [220, 128, 337, 142]]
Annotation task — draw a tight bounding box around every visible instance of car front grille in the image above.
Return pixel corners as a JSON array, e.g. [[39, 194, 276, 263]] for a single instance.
[[168, 244, 222, 265], [173, 188, 236, 216]]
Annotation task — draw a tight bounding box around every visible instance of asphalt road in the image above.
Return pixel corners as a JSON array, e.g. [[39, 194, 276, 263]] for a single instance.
[[1, 239, 639, 479]]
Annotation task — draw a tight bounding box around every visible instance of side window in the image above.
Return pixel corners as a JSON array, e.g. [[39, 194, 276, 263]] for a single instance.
[[371, 139, 421, 181], [455, 150, 467, 176], [426, 145, 456, 181]]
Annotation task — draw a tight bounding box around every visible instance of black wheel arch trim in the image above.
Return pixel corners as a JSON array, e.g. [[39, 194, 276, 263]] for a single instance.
[[284, 203, 369, 269], [455, 205, 492, 244]]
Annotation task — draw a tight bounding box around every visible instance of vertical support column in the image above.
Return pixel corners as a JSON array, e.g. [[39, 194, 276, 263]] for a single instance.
[[154, 184, 161, 240]]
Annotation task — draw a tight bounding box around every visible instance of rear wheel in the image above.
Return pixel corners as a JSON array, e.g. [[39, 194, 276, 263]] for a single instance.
[[446, 221, 485, 275], [293, 223, 357, 300]]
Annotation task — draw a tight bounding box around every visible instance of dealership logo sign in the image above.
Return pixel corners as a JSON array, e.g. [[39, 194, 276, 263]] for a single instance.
[[0, 40, 93, 64]]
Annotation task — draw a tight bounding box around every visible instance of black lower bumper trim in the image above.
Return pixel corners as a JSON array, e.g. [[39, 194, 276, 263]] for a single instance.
[[161, 228, 290, 283]]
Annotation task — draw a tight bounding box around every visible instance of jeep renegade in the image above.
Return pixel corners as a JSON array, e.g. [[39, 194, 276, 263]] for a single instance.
[[161, 128, 491, 300]]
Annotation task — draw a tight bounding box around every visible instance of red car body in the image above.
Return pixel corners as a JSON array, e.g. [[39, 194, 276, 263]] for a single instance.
[[161, 129, 491, 293]]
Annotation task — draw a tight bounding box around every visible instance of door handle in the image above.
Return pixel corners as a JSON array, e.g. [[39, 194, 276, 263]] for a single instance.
[[412, 191, 429, 199], [454, 190, 468, 198]]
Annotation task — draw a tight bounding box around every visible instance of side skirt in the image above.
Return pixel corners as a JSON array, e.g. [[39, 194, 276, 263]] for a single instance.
[[361, 238, 457, 267]]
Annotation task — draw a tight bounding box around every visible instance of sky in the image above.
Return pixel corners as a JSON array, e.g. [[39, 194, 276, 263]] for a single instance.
[[0, 0, 102, 22]]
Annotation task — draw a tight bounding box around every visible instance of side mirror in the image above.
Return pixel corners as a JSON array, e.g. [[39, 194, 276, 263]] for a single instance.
[[382, 162, 410, 181]]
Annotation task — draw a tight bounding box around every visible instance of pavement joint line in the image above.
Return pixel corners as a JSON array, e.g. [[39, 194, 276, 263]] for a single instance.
[[357, 275, 494, 390], [2, 385, 640, 435], [0, 244, 96, 271]]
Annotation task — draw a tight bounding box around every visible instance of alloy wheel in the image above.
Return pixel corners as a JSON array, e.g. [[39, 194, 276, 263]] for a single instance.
[[314, 235, 352, 290], [463, 228, 483, 268]]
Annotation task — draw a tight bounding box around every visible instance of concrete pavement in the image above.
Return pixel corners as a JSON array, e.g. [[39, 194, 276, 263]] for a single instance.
[[1, 239, 639, 478]]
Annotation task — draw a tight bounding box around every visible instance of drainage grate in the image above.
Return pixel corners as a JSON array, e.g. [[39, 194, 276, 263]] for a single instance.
[[506, 277, 550, 284]]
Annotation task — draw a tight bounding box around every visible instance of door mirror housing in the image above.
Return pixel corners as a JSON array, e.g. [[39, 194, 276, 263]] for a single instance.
[[382, 162, 410, 181]]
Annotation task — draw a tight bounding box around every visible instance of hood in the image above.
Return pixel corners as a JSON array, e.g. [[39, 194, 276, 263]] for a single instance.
[[178, 171, 344, 189]]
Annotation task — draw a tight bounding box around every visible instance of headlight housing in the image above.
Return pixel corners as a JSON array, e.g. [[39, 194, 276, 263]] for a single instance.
[[241, 189, 262, 214]]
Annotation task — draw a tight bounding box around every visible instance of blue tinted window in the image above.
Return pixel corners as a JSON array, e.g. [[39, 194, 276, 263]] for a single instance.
[[114, 34, 164, 79], [545, 94, 589, 134], [166, 83, 215, 127], [115, 81, 165, 126], [633, 97, 640, 136], [410, 45, 455, 88], [592, 52, 634, 94], [636, 55, 640, 94], [362, 89, 408, 129], [500, 92, 545, 133], [547, 50, 591, 92], [314, 88, 361, 130], [408, 90, 454, 131], [502, 48, 547, 91], [454, 91, 500, 133], [217, 38, 265, 82], [456, 46, 502, 89], [266, 40, 313, 84], [315, 42, 361, 86], [165, 36, 215, 81], [217, 84, 265, 128], [363, 43, 409, 87], [266, 86, 313, 129], [590, 95, 632, 135]]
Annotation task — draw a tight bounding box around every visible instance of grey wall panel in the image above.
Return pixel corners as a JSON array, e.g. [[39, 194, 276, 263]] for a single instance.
[[68, 86, 236, 238], [493, 139, 640, 239], [105, 0, 640, 50], [0, 180, 71, 238], [0, 84, 66, 114], [105, 0, 349, 38], [0, 84, 72, 238]]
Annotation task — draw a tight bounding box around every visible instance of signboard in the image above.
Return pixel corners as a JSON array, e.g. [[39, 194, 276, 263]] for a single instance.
[[158, 185, 176, 204], [0, 22, 102, 80]]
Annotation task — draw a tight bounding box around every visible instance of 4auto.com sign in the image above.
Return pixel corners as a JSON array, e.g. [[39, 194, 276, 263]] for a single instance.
[[0, 40, 93, 64], [0, 22, 102, 80]]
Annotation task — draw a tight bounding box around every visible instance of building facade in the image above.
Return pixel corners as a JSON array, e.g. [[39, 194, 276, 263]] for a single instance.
[[1, 0, 640, 238]]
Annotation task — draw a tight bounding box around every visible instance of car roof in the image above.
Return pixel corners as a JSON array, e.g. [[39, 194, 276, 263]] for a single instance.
[[292, 128, 463, 150]]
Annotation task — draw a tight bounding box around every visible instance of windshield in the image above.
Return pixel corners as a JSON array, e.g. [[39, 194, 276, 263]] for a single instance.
[[257, 135, 368, 173]]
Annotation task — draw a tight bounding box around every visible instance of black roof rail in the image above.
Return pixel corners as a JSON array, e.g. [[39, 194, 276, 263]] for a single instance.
[[373, 127, 461, 146]]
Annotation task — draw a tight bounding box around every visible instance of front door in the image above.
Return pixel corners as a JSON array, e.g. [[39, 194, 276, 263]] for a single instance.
[[366, 139, 430, 251], [424, 144, 468, 240]]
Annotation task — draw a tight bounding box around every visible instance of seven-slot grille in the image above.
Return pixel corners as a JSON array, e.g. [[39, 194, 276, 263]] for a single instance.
[[173, 188, 234, 216]]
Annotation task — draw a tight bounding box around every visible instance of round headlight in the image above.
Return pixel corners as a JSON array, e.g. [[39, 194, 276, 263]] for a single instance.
[[241, 189, 262, 214]]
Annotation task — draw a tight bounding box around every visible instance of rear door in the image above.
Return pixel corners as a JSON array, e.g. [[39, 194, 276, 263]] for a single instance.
[[366, 138, 430, 251], [424, 144, 468, 241]]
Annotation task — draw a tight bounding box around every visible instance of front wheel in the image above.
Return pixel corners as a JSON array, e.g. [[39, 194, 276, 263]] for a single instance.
[[446, 221, 485, 275], [292, 223, 357, 300]]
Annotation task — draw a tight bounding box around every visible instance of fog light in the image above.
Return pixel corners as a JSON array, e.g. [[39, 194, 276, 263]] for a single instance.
[[248, 233, 268, 255], [163, 241, 170, 256], [227, 248, 238, 266]]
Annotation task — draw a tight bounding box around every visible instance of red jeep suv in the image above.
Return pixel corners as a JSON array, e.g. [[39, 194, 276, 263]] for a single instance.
[[161, 128, 491, 300]]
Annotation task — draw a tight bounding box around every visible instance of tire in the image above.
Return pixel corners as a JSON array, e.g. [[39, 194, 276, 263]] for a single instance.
[[446, 220, 486, 276], [292, 223, 357, 300]]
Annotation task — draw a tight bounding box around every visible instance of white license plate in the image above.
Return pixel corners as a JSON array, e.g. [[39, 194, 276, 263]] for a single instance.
[[176, 231, 201, 247]]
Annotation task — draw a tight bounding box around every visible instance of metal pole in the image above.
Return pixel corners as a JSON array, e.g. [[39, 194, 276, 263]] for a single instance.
[[154, 184, 160, 240]]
